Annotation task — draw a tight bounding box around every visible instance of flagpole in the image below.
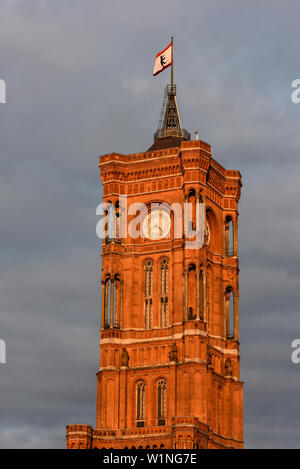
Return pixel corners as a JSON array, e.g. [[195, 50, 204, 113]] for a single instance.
[[171, 36, 174, 89]]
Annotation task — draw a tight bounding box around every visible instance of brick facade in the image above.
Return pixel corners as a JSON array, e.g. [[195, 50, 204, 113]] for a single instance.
[[66, 138, 243, 449]]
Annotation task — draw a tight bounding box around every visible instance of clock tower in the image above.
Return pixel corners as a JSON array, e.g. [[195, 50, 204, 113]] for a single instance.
[[66, 84, 243, 449]]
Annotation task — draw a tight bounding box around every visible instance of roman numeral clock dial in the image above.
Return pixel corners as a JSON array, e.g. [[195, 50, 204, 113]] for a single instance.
[[142, 210, 171, 240]]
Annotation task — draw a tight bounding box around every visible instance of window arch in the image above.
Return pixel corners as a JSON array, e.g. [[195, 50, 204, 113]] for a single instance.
[[136, 381, 146, 426], [144, 260, 153, 329], [160, 258, 169, 327], [157, 379, 167, 425]]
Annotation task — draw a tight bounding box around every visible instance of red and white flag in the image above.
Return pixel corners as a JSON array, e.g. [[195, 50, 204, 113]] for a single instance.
[[153, 42, 172, 76]]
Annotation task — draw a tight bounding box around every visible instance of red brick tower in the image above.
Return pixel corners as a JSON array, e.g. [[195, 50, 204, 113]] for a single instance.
[[66, 85, 243, 449]]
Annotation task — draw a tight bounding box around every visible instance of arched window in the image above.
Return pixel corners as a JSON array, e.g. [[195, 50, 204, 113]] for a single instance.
[[113, 275, 121, 328], [102, 274, 121, 329], [103, 201, 115, 244], [160, 258, 169, 327], [115, 201, 121, 243], [225, 216, 234, 256], [158, 379, 167, 425], [144, 260, 153, 329], [225, 287, 234, 339], [104, 276, 111, 328], [136, 381, 146, 426], [103, 207, 109, 245], [102, 201, 121, 244], [188, 189, 196, 232]]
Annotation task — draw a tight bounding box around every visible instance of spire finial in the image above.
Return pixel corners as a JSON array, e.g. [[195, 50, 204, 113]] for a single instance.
[[153, 85, 190, 142]]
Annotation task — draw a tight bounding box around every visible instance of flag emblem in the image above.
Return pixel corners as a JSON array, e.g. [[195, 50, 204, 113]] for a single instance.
[[153, 42, 173, 76]]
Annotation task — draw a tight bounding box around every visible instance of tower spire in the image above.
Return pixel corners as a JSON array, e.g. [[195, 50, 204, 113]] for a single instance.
[[148, 36, 190, 151], [148, 84, 191, 151]]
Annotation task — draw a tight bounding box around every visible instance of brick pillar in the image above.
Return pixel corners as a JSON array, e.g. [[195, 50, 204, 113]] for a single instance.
[[169, 362, 177, 426], [119, 368, 128, 429]]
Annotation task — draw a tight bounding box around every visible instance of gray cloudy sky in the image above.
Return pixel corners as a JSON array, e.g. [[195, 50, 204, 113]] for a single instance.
[[0, 0, 300, 448]]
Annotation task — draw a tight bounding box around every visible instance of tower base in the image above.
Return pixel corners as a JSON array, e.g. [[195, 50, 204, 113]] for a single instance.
[[66, 418, 243, 449]]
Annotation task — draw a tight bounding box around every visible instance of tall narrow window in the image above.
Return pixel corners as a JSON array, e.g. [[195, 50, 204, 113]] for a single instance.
[[106, 201, 115, 243], [104, 277, 111, 328], [158, 380, 167, 425], [103, 274, 121, 329], [113, 275, 121, 329], [104, 208, 109, 244], [144, 260, 153, 329], [188, 189, 196, 231], [136, 381, 145, 426], [160, 258, 169, 327], [225, 216, 234, 256], [115, 201, 121, 243]]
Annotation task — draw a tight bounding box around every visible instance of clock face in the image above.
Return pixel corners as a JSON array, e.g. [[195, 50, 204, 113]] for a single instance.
[[142, 210, 171, 240]]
